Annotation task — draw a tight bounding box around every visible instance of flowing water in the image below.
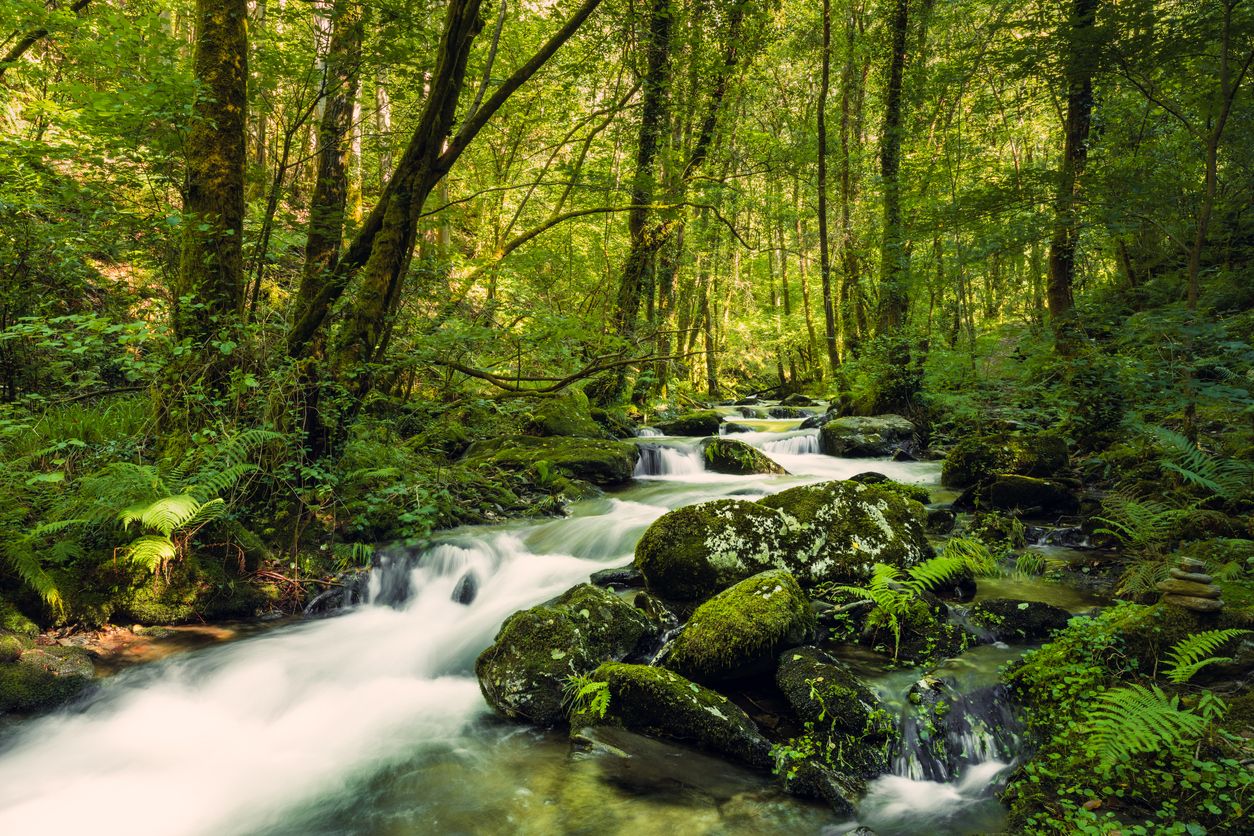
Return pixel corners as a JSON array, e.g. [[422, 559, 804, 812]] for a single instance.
[[0, 409, 1071, 835]]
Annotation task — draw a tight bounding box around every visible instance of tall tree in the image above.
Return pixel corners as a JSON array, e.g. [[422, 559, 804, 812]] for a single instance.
[[876, 0, 910, 334], [817, 0, 840, 373], [1046, 0, 1098, 342], [170, 0, 248, 397]]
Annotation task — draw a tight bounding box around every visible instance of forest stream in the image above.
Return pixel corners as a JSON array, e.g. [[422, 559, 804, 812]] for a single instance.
[[0, 407, 1105, 836]]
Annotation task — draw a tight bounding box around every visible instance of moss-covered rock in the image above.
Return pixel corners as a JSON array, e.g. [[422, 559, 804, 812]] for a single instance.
[[941, 433, 1069, 488], [464, 435, 639, 486], [702, 438, 787, 475], [819, 415, 916, 458], [476, 584, 656, 726], [0, 632, 30, 663], [776, 646, 894, 776], [971, 475, 1079, 515], [0, 645, 94, 715], [761, 480, 932, 586], [966, 599, 1072, 643], [591, 407, 638, 439], [664, 570, 814, 681], [570, 662, 773, 769], [849, 472, 931, 504], [781, 394, 818, 407], [768, 406, 809, 419], [525, 388, 608, 439], [0, 598, 39, 637], [653, 410, 723, 436], [862, 595, 972, 664], [635, 499, 789, 601]]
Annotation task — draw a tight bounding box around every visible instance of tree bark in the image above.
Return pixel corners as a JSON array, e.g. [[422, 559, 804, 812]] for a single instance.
[[876, 0, 910, 334], [1046, 0, 1098, 344], [817, 0, 840, 373]]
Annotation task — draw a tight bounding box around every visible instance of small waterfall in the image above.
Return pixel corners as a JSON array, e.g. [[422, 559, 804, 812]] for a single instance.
[[757, 430, 820, 456], [633, 443, 704, 477], [891, 677, 1020, 783], [636, 427, 663, 437]]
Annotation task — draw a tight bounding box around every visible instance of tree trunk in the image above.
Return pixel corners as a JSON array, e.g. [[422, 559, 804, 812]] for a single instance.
[[817, 0, 840, 373], [838, 0, 864, 358], [1046, 0, 1098, 345], [170, 0, 248, 396], [877, 0, 910, 334]]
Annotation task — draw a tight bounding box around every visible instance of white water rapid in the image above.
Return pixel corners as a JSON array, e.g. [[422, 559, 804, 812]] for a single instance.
[[0, 408, 1016, 836]]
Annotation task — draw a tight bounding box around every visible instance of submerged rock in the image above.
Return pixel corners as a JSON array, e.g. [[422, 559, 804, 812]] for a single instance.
[[571, 662, 773, 769], [635, 481, 932, 601], [702, 438, 787, 475], [819, 415, 916, 458], [475, 584, 657, 726], [965, 599, 1072, 643], [463, 435, 639, 486], [897, 677, 1020, 782], [664, 571, 814, 681], [654, 410, 723, 437]]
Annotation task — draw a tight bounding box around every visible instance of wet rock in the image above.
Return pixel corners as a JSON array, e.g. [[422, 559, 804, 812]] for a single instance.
[[898, 677, 1020, 782], [723, 422, 755, 434], [463, 435, 639, 486], [702, 438, 787, 476], [941, 433, 1069, 489], [961, 475, 1079, 515], [664, 571, 814, 681], [799, 412, 831, 430], [590, 565, 644, 589], [1155, 578, 1221, 598], [819, 415, 916, 458], [1170, 569, 1215, 583], [965, 599, 1072, 643], [654, 410, 723, 437], [776, 646, 893, 776], [926, 508, 956, 535], [591, 408, 639, 439], [734, 396, 761, 406], [739, 407, 768, 419], [849, 472, 930, 504], [451, 571, 479, 605], [635, 481, 932, 602], [780, 760, 861, 817], [0, 645, 94, 715], [476, 584, 657, 726], [781, 394, 817, 407], [571, 662, 773, 769], [1162, 594, 1224, 613], [769, 406, 809, 419]]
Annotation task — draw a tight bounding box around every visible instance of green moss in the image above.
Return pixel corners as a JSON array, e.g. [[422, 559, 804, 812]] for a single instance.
[[941, 433, 1069, 488], [0, 599, 39, 637], [702, 438, 787, 475], [818, 415, 915, 457], [573, 661, 772, 769], [464, 435, 639, 486], [0, 633, 29, 663], [476, 584, 655, 726], [525, 389, 607, 439], [0, 646, 94, 714], [634, 499, 786, 601], [653, 410, 723, 436], [665, 570, 814, 680]]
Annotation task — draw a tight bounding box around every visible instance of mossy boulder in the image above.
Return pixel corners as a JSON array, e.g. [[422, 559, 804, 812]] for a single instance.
[[464, 435, 639, 486], [941, 433, 1069, 488], [525, 388, 608, 439], [0, 599, 39, 637], [966, 599, 1072, 643], [0, 645, 94, 715], [760, 480, 932, 586], [591, 407, 638, 439], [570, 662, 773, 769], [861, 596, 972, 664], [653, 410, 723, 437], [781, 394, 818, 407], [634, 499, 789, 601], [849, 471, 931, 504], [476, 584, 656, 726], [969, 475, 1079, 515], [776, 646, 894, 776], [768, 406, 809, 419], [702, 438, 787, 475], [0, 632, 31, 663], [665, 570, 814, 681], [819, 414, 916, 458]]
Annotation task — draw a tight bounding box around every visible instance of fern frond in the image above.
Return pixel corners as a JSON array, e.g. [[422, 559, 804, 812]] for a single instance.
[[0, 539, 64, 614], [122, 535, 178, 571], [1081, 684, 1207, 772], [1163, 629, 1252, 684], [940, 535, 999, 576], [1094, 488, 1188, 552], [120, 493, 204, 537]]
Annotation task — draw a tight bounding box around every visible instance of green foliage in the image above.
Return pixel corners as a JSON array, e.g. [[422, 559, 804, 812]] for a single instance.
[[1080, 684, 1209, 773], [1095, 488, 1188, 555], [1149, 425, 1254, 502], [1162, 629, 1252, 684], [563, 673, 610, 721]]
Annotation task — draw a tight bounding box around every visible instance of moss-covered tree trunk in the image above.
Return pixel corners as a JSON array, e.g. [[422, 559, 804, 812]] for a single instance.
[[1046, 0, 1097, 348], [170, 0, 248, 398], [817, 0, 840, 374]]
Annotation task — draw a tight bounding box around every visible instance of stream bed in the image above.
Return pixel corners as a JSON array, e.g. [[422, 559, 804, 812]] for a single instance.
[[0, 411, 1099, 835]]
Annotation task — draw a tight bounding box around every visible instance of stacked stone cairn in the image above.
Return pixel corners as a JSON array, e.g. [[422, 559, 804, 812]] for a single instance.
[[1156, 555, 1224, 613]]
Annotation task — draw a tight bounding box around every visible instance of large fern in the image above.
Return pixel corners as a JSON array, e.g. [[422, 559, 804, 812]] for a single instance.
[[1080, 683, 1208, 772], [1162, 629, 1251, 684], [1150, 425, 1254, 501], [1094, 488, 1189, 553]]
